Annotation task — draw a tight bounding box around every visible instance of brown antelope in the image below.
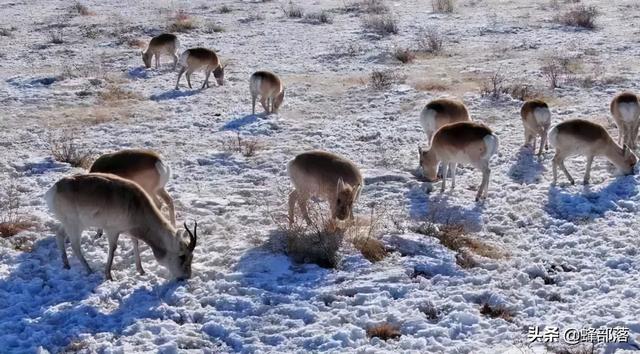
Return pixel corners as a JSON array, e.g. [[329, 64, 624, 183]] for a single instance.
[[520, 99, 551, 156], [142, 33, 180, 69], [549, 119, 637, 185], [287, 151, 363, 225], [175, 48, 225, 90], [45, 173, 197, 281], [610, 92, 640, 149], [419, 98, 471, 146], [419, 122, 499, 201], [249, 71, 285, 115]]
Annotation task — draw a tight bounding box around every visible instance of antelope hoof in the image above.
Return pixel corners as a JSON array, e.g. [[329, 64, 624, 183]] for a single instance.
[[105, 272, 113, 281]]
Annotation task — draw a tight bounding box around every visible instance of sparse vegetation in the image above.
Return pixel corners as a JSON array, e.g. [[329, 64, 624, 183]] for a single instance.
[[305, 11, 333, 24], [432, 0, 454, 13], [479, 303, 515, 321], [218, 5, 232, 13], [419, 301, 441, 321], [348, 204, 388, 262], [558, 5, 598, 29], [167, 9, 197, 32], [281, 1, 304, 18], [0, 185, 35, 238], [72, 2, 93, 16], [239, 13, 265, 23], [49, 31, 64, 44], [366, 323, 401, 340], [48, 133, 94, 169], [392, 46, 415, 63], [415, 27, 444, 54], [98, 85, 143, 102], [342, 0, 390, 14], [0, 27, 16, 37], [369, 70, 396, 90], [362, 15, 399, 36], [205, 23, 225, 33], [481, 69, 506, 99], [221, 133, 263, 157], [541, 55, 570, 88]]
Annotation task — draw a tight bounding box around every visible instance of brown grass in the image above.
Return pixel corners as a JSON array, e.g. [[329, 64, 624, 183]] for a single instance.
[[362, 15, 399, 36], [413, 80, 449, 92], [126, 38, 146, 48], [366, 323, 401, 340], [432, 0, 454, 13], [98, 85, 143, 102], [348, 205, 388, 262], [167, 10, 197, 32], [479, 303, 515, 321], [48, 133, 94, 169], [392, 47, 416, 63], [0, 185, 35, 238], [557, 5, 598, 29], [369, 70, 398, 90], [416, 27, 444, 54], [221, 133, 263, 157], [72, 2, 94, 16]]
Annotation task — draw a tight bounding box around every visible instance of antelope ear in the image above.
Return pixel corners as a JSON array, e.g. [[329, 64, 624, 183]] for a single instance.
[[337, 177, 345, 191]]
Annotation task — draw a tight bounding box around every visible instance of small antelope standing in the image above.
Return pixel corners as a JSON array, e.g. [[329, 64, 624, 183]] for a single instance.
[[610, 92, 640, 149], [287, 151, 363, 224], [549, 119, 637, 185], [520, 99, 551, 156], [45, 173, 197, 280], [142, 33, 179, 69], [249, 71, 285, 115], [175, 48, 225, 90], [419, 122, 499, 201], [419, 98, 471, 145], [90, 149, 176, 229]]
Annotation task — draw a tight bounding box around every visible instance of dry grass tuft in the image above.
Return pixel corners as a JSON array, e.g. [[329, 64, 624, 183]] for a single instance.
[[0, 185, 35, 238], [479, 303, 515, 321], [221, 133, 263, 157], [281, 1, 304, 18], [72, 2, 94, 16], [305, 11, 333, 24], [366, 323, 401, 340], [413, 80, 449, 92], [416, 27, 444, 54], [219, 5, 232, 13], [48, 133, 94, 169], [369, 70, 400, 90], [558, 5, 598, 29], [167, 10, 197, 32], [392, 47, 416, 64], [419, 302, 441, 321], [343, 0, 389, 14], [126, 38, 146, 48], [362, 15, 399, 36], [348, 205, 388, 262], [432, 0, 454, 13], [50, 31, 64, 44]]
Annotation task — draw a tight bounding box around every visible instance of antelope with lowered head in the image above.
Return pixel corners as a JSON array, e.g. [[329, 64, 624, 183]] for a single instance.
[[419, 121, 499, 201], [249, 71, 285, 115], [549, 119, 637, 185], [419, 98, 471, 146], [610, 92, 640, 149], [142, 33, 180, 69], [45, 173, 197, 281], [175, 48, 225, 90], [287, 151, 363, 225], [520, 99, 551, 156]]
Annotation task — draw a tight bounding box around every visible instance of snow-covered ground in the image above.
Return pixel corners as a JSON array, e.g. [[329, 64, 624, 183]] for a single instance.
[[1, 0, 640, 352]]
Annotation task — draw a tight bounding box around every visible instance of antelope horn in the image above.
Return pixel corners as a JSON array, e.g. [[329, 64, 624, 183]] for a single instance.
[[183, 221, 197, 252]]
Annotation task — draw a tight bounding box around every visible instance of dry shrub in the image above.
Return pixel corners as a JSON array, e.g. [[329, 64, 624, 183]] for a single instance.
[[367, 323, 401, 340], [239, 13, 265, 23], [413, 222, 505, 268], [0, 185, 35, 238], [362, 15, 399, 36], [281, 1, 304, 18], [479, 303, 515, 321], [167, 10, 197, 32], [219, 5, 232, 13], [50, 31, 64, 44], [98, 85, 142, 102], [413, 80, 449, 92], [480, 69, 506, 99], [415, 27, 444, 54], [221, 133, 263, 157], [432, 0, 454, 13], [305, 11, 333, 24], [343, 0, 389, 14], [505, 83, 544, 101], [419, 301, 441, 321], [558, 5, 598, 29], [72, 2, 94, 16], [126, 38, 146, 48], [393, 47, 415, 64], [348, 205, 388, 262], [48, 133, 94, 169], [540, 54, 574, 88], [369, 70, 397, 90]]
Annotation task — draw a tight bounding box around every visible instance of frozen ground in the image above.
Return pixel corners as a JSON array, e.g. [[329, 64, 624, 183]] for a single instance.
[[1, 0, 640, 353]]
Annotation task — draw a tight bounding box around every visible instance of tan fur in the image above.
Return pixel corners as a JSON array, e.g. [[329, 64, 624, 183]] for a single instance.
[[175, 48, 225, 90], [419, 122, 499, 201], [45, 173, 197, 281], [287, 151, 363, 224], [549, 119, 637, 185], [419, 98, 471, 145], [610, 92, 640, 149], [250, 71, 285, 115], [142, 33, 179, 69], [520, 99, 551, 156]]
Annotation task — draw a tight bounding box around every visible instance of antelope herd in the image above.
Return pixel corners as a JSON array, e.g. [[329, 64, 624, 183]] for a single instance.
[[45, 32, 640, 281]]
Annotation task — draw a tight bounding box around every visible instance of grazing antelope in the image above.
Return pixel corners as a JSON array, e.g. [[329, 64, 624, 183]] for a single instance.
[[419, 122, 499, 201], [249, 71, 285, 115], [142, 33, 180, 69], [520, 99, 551, 156], [419, 98, 471, 146], [610, 92, 640, 149], [175, 48, 225, 90], [549, 119, 637, 185], [45, 173, 197, 281], [90, 149, 176, 252], [287, 151, 363, 225]]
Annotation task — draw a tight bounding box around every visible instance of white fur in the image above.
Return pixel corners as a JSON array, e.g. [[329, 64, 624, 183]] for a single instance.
[[419, 108, 437, 140], [533, 107, 551, 126], [483, 134, 499, 160], [618, 102, 640, 122]]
